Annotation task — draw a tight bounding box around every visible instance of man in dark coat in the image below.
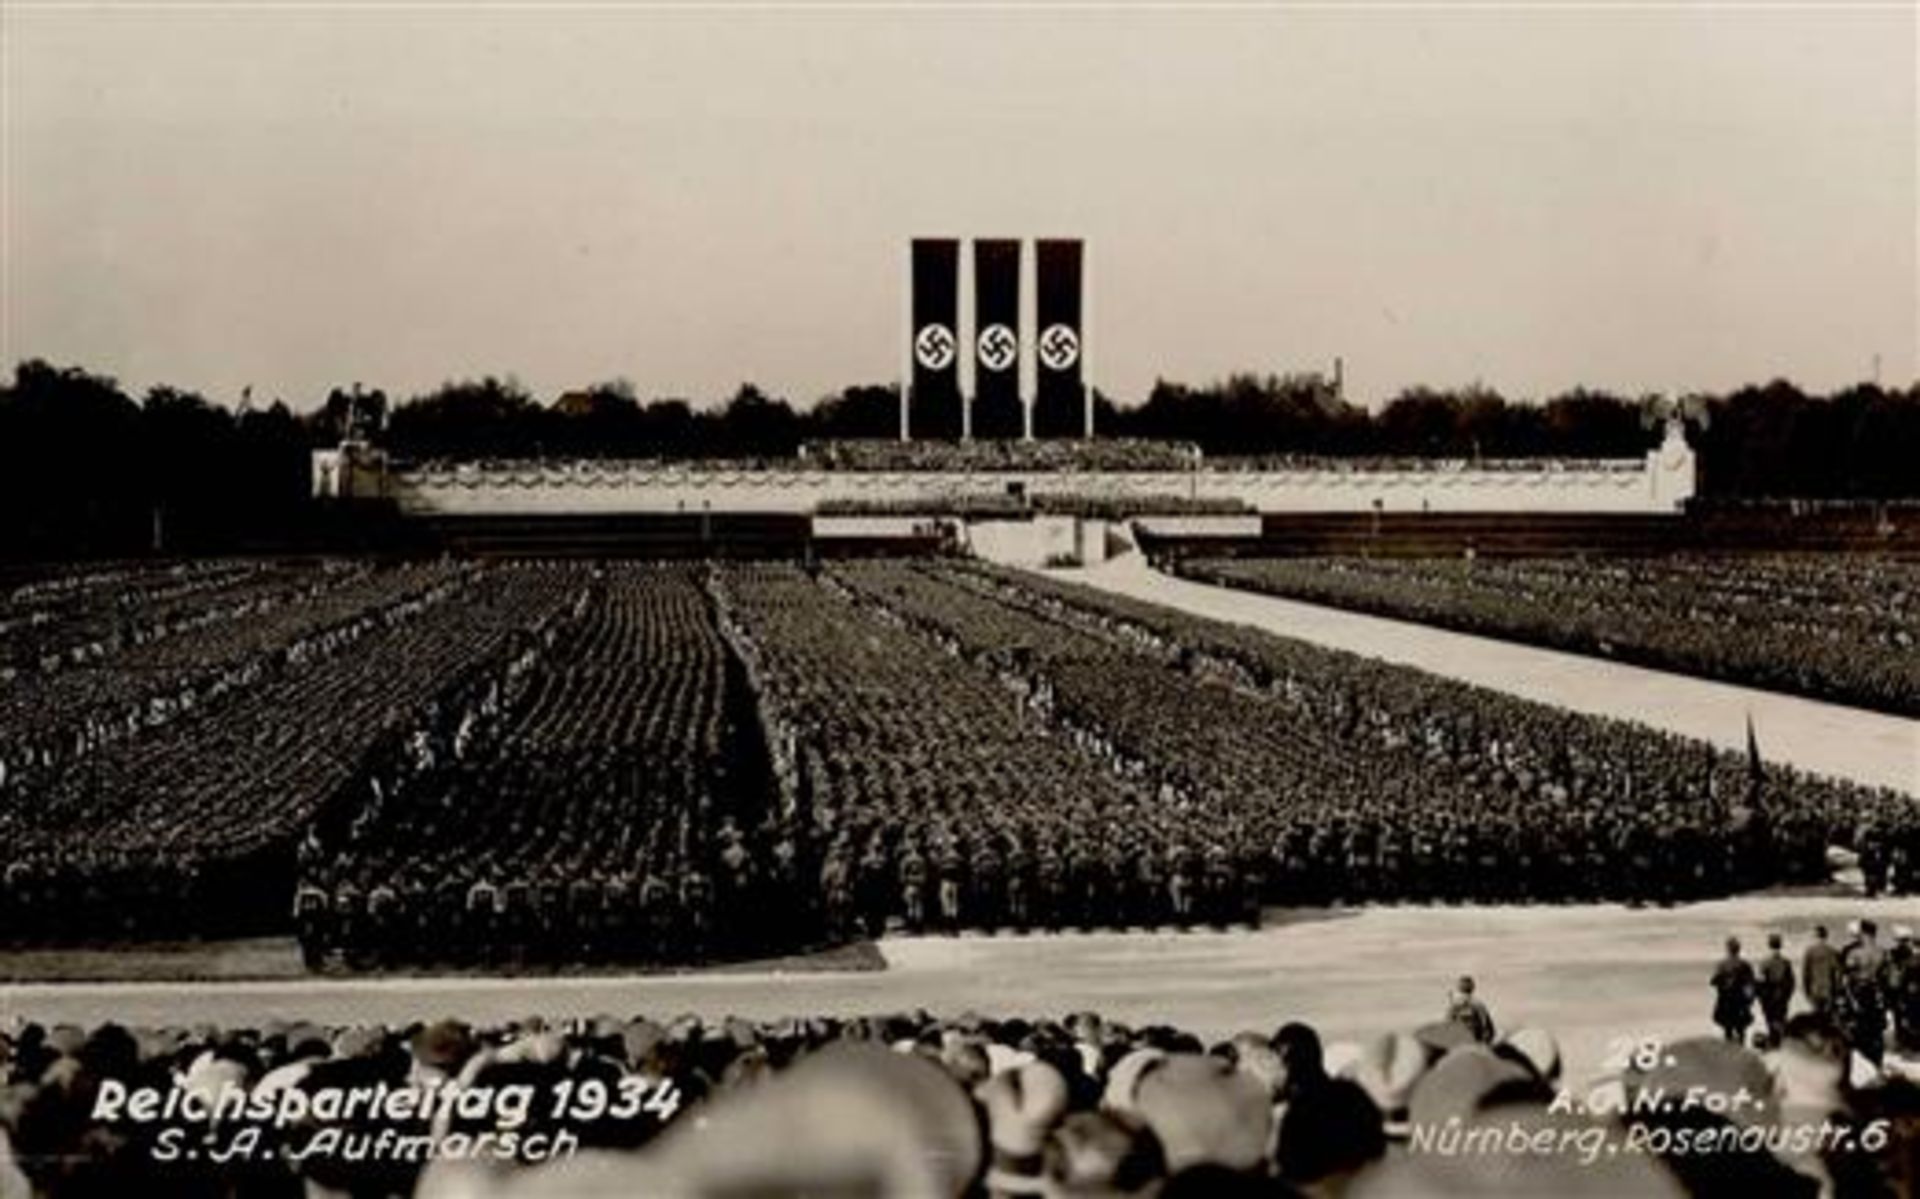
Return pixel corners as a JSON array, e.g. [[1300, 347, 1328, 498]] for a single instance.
[[1446, 975, 1496, 1044], [1711, 936, 1757, 1044], [1844, 920, 1889, 1065], [1802, 924, 1842, 1017], [1756, 933, 1796, 1049]]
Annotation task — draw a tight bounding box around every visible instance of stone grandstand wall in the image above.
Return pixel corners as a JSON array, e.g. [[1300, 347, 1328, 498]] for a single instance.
[[390, 440, 1695, 518]]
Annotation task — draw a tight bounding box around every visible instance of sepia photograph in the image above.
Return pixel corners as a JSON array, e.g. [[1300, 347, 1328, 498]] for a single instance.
[[1, 0, 1917, 1194]]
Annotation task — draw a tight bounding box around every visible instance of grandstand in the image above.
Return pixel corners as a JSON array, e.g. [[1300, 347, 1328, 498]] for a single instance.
[[305, 422, 1714, 563], [320, 423, 1692, 515]]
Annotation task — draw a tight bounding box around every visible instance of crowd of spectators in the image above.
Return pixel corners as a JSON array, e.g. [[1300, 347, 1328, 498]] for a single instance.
[[404, 458, 796, 483], [4, 997, 1918, 1197], [1180, 555, 1920, 717], [815, 495, 1250, 519], [1206, 454, 1649, 473], [1031, 495, 1251, 519], [403, 439, 1209, 480], [817, 495, 1027, 517], [801, 438, 1204, 473], [395, 443, 1676, 488]]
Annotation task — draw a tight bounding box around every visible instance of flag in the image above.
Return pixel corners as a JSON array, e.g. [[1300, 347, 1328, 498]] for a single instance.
[[971, 238, 1023, 438], [1744, 714, 1765, 811], [909, 238, 962, 440], [1033, 238, 1085, 438]]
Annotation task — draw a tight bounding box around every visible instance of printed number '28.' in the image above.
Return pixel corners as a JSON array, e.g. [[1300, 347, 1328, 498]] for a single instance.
[[1600, 1036, 1669, 1073]]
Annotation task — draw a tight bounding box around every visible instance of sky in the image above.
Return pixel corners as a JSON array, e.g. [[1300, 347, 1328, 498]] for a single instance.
[[3, 1, 1915, 413]]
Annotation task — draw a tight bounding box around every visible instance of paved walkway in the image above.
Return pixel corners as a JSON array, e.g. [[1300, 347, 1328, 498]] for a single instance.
[[6, 897, 1917, 1086], [1057, 553, 1918, 796]]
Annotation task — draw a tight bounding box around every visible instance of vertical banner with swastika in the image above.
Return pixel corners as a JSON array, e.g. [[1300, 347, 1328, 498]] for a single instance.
[[971, 239, 1023, 439], [1033, 238, 1085, 439], [909, 238, 963, 440]]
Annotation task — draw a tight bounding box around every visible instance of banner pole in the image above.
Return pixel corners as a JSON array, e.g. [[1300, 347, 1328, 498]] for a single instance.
[[1021, 239, 1036, 442], [900, 240, 912, 442], [1082, 238, 1094, 440]]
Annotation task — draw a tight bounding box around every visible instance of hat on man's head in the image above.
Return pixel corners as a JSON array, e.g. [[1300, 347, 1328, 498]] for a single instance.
[[1233, 1040, 1287, 1103], [44, 1025, 86, 1058], [621, 1019, 666, 1068], [1042, 1110, 1165, 1199], [1100, 1048, 1167, 1117], [1131, 1054, 1274, 1175], [1408, 1046, 1544, 1132], [977, 1060, 1071, 1194], [1500, 1027, 1562, 1086], [411, 1021, 475, 1075], [987, 1043, 1039, 1077], [481, 1042, 983, 1199], [1342, 1031, 1429, 1134], [1320, 1040, 1364, 1082], [331, 1025, 386, 1060], [1275, 1077, 1385, 1186], [283, 1023, 331, 1059], [1412, 1020, 1475, 1057]]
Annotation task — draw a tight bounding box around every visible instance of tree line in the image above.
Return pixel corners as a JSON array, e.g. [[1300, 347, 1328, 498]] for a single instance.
[[2, 359, 1915, 558]]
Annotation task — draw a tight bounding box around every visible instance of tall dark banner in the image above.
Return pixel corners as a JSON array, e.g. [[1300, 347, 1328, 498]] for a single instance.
[[1033, 238, 1085, 438], [971, 239, 1023, 439], [909, 238, 962, 440]]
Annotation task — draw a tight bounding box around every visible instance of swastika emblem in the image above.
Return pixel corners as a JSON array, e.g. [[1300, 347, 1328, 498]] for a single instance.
[[1039, 323, 1080, 372], [977, 324, 1017, 372], [914, 324, 956, 372]]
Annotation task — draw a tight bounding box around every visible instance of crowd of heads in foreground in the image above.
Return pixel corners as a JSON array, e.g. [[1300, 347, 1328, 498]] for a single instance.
[[6, 985, 1920, 1199]]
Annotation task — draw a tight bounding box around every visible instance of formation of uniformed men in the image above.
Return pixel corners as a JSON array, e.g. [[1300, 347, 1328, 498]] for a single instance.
[[294, 567, 810, 971], [6, 553, 1917, 975], [295, 822, 804, 971], [1711, 921, 1920, 1062], [0, 561, 468, 809], [1182, 554, 1920, 721], [811, 825, 1258, 940], [1, 564, 563, 945]]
